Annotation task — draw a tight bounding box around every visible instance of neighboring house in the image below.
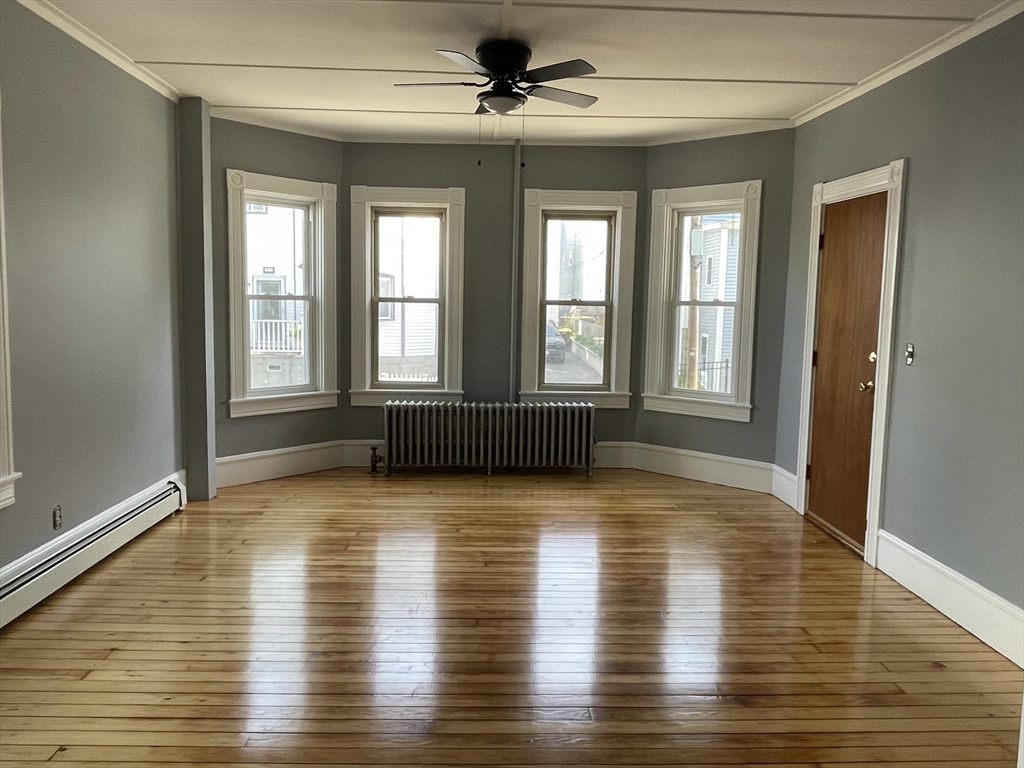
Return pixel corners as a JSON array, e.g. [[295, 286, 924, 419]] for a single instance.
[[676, 212, 738, 394], [696, 215, 738, 394]]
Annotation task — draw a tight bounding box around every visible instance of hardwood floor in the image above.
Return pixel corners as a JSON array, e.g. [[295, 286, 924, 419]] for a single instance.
[[1, 468, 1020, 766]]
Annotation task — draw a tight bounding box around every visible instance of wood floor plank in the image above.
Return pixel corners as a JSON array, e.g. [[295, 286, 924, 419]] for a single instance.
[[1, 468, 1020, 766]]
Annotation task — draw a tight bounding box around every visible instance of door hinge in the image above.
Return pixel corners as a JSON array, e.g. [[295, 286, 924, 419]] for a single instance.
[[812, 350, 818, 367], [818, 233, 825, 250], [805, 464, 811, 480]]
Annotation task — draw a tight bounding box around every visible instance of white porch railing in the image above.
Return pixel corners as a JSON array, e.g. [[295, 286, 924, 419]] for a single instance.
[[250, 319, 303, 354]]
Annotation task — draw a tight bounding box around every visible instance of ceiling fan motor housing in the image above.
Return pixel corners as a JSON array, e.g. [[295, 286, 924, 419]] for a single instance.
[[475, 39, 533, 77]]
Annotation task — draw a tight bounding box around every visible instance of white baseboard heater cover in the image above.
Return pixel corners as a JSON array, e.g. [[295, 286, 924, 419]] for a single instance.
[[0, 479, 184, 627], [384, 401, 596, 475]]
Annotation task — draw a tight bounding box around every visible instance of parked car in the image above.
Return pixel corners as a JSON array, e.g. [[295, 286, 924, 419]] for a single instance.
[[546, 320, 566, 364]]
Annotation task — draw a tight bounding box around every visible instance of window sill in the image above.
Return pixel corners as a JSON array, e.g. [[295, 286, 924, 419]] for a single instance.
[[642, 393, 751, 422], [229, 391, 339, 418], [520, 391, 631, 409], [350, 389, 464, 407], [0, 471, 22, 510]]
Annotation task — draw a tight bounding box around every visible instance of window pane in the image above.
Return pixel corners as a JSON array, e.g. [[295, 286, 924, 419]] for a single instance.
[[377, 214, 441, 299], [545, 218, 609, 301], [378, 302, 439, 384], [246, 203, 307, 295], [542, 304, 606, 386], [672, 305, 735, 395], [677, 211, 740, 302], [249, 298, 310, 390]]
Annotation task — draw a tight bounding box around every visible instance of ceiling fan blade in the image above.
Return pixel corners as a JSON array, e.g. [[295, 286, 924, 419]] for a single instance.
[[475, 103, 489, 115], [437, 49, 494, 78], [394, 81, 482, 87], [522, 58, 596, 84], [528, 85, 598, 109]]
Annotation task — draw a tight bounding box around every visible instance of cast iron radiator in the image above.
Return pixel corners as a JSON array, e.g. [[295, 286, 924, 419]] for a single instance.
[[383, 401, 595, 476]]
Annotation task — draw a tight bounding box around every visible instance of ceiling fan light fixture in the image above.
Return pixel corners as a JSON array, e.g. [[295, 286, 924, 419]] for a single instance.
[[477, 86, 527, 115]]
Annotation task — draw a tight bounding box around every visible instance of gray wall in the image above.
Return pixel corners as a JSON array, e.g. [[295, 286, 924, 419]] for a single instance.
[[211, 124, 647, 455], [634, 130, 795, 462], [0, 2, 180, 566], [774, 15, 1024, 605]]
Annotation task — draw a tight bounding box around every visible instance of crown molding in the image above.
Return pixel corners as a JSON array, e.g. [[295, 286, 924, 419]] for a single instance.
[[644, 121, 795, 146], [16, 0, 179, 102], [208, 110, 347, 143], [792, 0, 1024, 126], [210, 109, 796, 148]]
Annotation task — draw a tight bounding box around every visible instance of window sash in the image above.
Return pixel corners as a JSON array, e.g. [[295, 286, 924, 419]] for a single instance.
[[371, 208, 445, 298], [538, 299, 613, 390], [370, 297, 445, 388], [668, 302, 738, 396], [666, 206, 744, 401], [540, 211, 614, 304], [242, 296, 315, 397], [242, 196, 320, 399], [370, 208, 447, 389], [538, 212, 616, 391]]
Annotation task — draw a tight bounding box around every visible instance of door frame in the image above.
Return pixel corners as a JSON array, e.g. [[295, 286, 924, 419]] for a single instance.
[[795, 159, 906, 567]]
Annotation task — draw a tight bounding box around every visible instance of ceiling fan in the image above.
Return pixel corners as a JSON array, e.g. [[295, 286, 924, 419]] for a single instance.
[[395, 39, 598, 115]]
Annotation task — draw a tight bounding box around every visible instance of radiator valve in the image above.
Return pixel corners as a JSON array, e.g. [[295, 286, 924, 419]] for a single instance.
[[369, 446, 383, 474]]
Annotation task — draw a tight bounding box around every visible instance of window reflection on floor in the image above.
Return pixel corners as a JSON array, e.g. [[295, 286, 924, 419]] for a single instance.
[[371, 530, 438, 713], [532, 529, 600, 699], [244, 549, 309, 733], [662, 552, 723, 691]]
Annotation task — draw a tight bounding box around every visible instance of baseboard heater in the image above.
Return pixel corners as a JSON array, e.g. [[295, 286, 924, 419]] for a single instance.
[[384, 401, 595, 476], [0, 479, 184, 627]]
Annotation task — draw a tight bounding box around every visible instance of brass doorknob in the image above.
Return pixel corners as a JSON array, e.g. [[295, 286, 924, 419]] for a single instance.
[[859, 381, 875, 393]]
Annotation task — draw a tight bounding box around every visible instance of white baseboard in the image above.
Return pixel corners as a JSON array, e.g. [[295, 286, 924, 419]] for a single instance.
[[876, 530, 1023, 667], [216, 439, 378, 488], [0, 470, 186, 627], [772, 465, 799, 511], [596, 441, 776, 494], [217, 439, 782, 496]]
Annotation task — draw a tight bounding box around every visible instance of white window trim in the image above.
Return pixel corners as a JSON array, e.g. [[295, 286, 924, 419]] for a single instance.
[[0, 89, 20, 508], [350, 186, 465, 407], [642, 180, 762, 422], [520, 189, 637, 410], [227, 169, 338, 418]]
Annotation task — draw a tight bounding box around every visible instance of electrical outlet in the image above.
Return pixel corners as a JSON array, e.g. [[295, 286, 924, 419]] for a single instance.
[[52, 505, 62, 530]]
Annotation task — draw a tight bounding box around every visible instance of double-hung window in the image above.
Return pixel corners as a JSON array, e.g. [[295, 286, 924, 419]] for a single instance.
[[643, 180, 761, 421], [350, 186, 465, 406], [227, 170, 338, 417], [520, 190, 637, 408]]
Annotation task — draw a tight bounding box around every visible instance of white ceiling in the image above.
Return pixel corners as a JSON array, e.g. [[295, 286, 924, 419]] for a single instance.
[[40, 0, 1016, 145]]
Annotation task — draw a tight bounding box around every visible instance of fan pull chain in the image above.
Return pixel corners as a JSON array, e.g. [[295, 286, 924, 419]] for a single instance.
[[520, 102, 527, 168]]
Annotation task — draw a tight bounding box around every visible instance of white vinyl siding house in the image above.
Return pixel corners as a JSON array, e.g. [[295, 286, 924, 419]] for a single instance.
[[692, 220, 739, 394]]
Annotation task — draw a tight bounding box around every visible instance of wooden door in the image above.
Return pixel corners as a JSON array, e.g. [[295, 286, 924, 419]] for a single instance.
[[807, 192, 888, 550]]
